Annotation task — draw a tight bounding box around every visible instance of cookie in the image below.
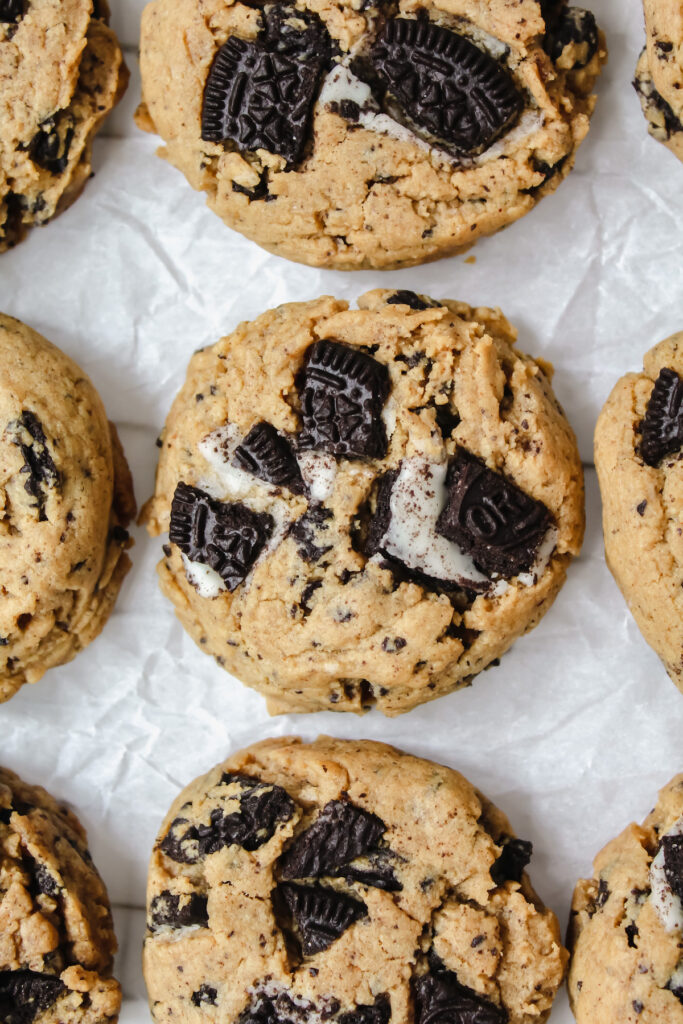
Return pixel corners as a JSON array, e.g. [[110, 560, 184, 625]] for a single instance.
[[0, 766, 121, 1023], [143, 289, 584, 716], [634, 1, 683, 162], [135, 0, 606, 270], [594, 333, 683, 691], [568, 773, 683, 1022], [0, 314, 136, 703], [143, 736, 568, 1024], [0, 0, 129, 253]]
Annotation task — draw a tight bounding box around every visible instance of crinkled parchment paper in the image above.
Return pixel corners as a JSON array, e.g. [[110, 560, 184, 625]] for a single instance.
[[1, 0, 681, 1019]]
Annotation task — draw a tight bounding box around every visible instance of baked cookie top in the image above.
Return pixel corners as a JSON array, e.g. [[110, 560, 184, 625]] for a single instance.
[[635, 0, 683, 161], [568, 773, 683, 1022], [0, 314, 135, 703], [144, 289, 584, 716], [0, 0, 128, 252], [144, 736, 568, 1024], [136, 0, 606, 270], [594, 332, 683, 691], [0, 766, 121, 1023]]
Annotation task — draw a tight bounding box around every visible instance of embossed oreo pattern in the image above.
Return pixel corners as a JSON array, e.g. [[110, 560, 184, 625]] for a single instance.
[[639, 367, 683, 466]]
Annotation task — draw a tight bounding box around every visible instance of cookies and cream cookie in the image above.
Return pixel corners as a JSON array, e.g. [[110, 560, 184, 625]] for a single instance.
[[144, 736, 568, 1024], [0, 314, 136, 703], [136, 0, 606, 270], [568, 773, 683, 1022], [0, 0, 128, 252], [635, 0, 683, 162], [144, 289, 584, 716], [594, 333, 683, 691], [0, 766, 121, 1023]]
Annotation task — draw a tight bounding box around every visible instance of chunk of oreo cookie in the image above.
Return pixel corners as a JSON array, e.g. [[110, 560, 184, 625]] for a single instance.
[[639, 367, 683, 466], [280, 798, 386, 879], [290, 505, 334, 562], [160, 773, 295, 863], [338, 996, 391, 1024], [0, 0, 25, 22], [201, 5, 332, 165], [149, 891, 209, 930], [544, 6, 598, 68], [329, 848, 402, 892], [413, 970, 507, 1024], [233, 422, 304, 493], [28, 115, 75, 175], [278, 882, 367, 953], [8, 410, 60, 522], [368, 18, 523, 157], [386, 290, 435, 311], [299, 340, 390, 459], [192, 985, 218, 1007], [0, 971, 65, 1024], [489, 836, 533, 886], [659, 833, 683, 904], [436, 449, 551, 578], [170, 482, 273, 591]]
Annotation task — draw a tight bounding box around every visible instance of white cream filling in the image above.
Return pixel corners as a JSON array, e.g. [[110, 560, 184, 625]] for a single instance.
[[181, 555, 227, 599], [296, 450, 337, 501], [650, 816, 683, 932]]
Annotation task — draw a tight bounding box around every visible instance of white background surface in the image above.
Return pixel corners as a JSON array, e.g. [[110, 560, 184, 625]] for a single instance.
[[1, 0, 681, 1020]]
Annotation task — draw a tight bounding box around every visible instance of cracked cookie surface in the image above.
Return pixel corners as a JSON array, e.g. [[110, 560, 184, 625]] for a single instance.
[[594, 332, 683, 692], [0, 314, 135, 703], [0, 766, 121, 1023], [144, 289, 584, 716], [136, 0, 606, 270], [144, 736, 568, 1024], [568, 773, 683, 1023], [634, 0, 683, 162], [0, 0, 128, 253]]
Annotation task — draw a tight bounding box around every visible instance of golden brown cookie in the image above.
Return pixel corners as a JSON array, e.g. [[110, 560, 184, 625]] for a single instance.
[[144, 736, 568, 1024], [0, 0, 129, 252], [568, 774, 683, 1023], [635, 0, 683, 162], [0, 766, 121, 1023], [594, 333, 683, 692], [0, 314, 136, 703], [136, 0, 606, 270], [144, 289, 584, 716]]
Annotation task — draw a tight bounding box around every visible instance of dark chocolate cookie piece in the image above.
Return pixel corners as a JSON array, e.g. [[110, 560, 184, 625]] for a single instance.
[[329, 848, 402, 892], [280, 798, 386, 879], [436, 449, 551, 578], [368, 18, 523, 157], [149, 891, 209, 930], [291, 505, 334, 562], [278, 882, 367, 953], [201, 5, 332, 165], [160, 773, 296, 863], [0, 971, 65, 1024], [27, 115, 75, 175], [192, 985, 218, 1007], [8, 410, 61, 522], [338, 996, 391, 1024], [0, 0, 24, 22], [413, 970, 507, 1024], [233, 422, 304, 493], [386, 290, 436, 311], [170, 482, 274, 591], [639, 367, 683, 466], [489, 836, 533, 886], [659, 833, 683, 904], [544, 6, 598, 69], [299, 340, 390, 460]]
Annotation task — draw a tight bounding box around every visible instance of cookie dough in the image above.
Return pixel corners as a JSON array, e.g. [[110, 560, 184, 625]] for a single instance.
[[144, 289, 584, 716], [568, 773, 683, 1023], [594, 333, 683, 691], [0, 314, 136, 703], [136, 0, 606, 270], [0, 766, 121, 1023], [144, 735, 568, 1024], [0, 0, 129, 253], [634, 1, 683, 162]]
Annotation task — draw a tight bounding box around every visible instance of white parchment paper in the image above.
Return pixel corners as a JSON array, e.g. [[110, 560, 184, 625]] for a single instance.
[[1, 1, 682, 1020]]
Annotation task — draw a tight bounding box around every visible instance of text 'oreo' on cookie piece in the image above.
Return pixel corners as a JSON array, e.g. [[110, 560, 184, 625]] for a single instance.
[[0, 971, 66, 1024], [233, 422, 304, 493], [299, 340, 390, 459], [170, 482, 273, 591], [201, 5, 333, 165], [149, 891, 209, 931], [278, 882, 367, 953], [367, 18, 523, 157], [280, 798, 386, 879], [8, 410, 61, 522], [639, 367, 683, 466], [490, 835, 533, 886], [160, 773, 296, 863], [413, 970, 507, 1024], [0, 0, 24, 22], [436, 449, 551, 578], [544, 7, 598, 69]]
